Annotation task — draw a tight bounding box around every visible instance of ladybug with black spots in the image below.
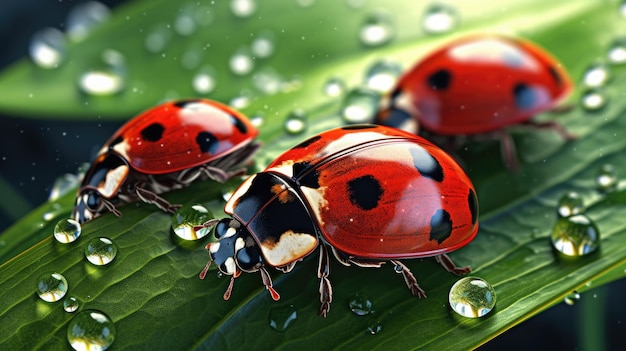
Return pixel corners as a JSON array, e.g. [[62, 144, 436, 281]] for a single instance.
[[376, 35, 575, 169], [200, 124, 478, 316], [72, 98, 259, 223]]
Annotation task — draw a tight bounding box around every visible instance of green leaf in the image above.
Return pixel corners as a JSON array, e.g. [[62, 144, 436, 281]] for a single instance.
[[1, 0, 625, 350]]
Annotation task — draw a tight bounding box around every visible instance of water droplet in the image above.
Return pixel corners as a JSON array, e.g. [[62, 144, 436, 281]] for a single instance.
[[54, 218, 82, 244], [231, 0, 257, 18], [284, 110, 307, 134], [36, 272, 68, 302], [174, 6, 197, 36], [229, 47, 254, 76], [251, 31, 275, 59], [229, 91, 253, 109], [422, 3, 458, 35], [341, 88, 380, 124], [557, 192, 585, 218], [171, 204, 214, 241], [66, 1, 111, 42], [620, 1, 626, 18], [78, 49, 126, 96], [449, 277, 496, 318], [582, 64, 610, 88], [551, 214, 600, 256], [269, 304, 297, 332], [359, 11, 395, 47], [49, 173, 81, 201], [145, 23, 172, 53], [348, 293, 374, 316], [43, 203, 64, 222], [67, 310, 115, 351], [253, 67, 283, 95], [64, 296, 80, 313], [85, 237, 118, 265], [192, 66, 216, 94], [366, 319, 383, 335], [607, 39, 626, 65], [564, 291, 580, 305], [250, 113, 264, 127], [581, 88, 608, 111], [323, 77, 346, 97], [596, 164, 618, 192], [29, 27, 66, 69], [365, 60, 402, 93]]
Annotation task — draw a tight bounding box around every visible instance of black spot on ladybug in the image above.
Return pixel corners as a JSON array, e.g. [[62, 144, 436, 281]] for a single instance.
[[429, 209, 452, 244], [108, 136, 124, 149], [409, 146, 444, 182], [346, 175, 383, 211], [513, 83, 538, 110], [173, 99, 201, 108], [140, 123, 165, 142], [468, 189, 478, 225], [229, 115, 248, 134], [293, 135, 321, 149], [548, 66, 563, 88], [427, 70, 451, 91], [293, 162, 320, 189], [196, 131, 219, 154], [341, 124, 377, 130]]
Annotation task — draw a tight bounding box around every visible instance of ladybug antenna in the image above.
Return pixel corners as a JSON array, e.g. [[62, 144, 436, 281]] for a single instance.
[[260, 267, 280, 301]]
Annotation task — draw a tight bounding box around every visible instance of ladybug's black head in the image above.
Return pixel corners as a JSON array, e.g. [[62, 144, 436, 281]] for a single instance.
[[207, 218, 263, 276]]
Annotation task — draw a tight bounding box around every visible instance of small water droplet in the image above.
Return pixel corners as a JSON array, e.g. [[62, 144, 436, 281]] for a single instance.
[[145, 23, 172, 53], [43, 203, 64, 222], [359, 10, 395, 47], [251, 31, 275, 59], [253, 67, 283, 95], [171, 204, 214, 241], [323, 77, 346, 97], [557, 192, 585, 218], [29, 27, 66, 69], [250, 113, 264, 127], [449, 277, 496, 318], [365, 60, 402, 93], [564, 291, 580, 305], [596, 164, 618, 192], [64, 296, 80, 313], [54, 218, 82, 243], [174, 6, 197, 36], [551, 214, 600, 256], [192, 66, 216, 94], [581, 88, 608, 111], [607, 39, 626, 65], [78, 49, 126, 96], [231, 0, 257, 18], [366, 319, 383, 335], [85, 237, 118, 265], [67, 309, 115, 351], [422, 3, 458, 35], [269, 304, 297, 332], [341, 88, 380, 124], [229, 47, 254, 76], [348, 293, 374, 316], [582, 64, 610, 88], [36, 272, 68, 302], [66, 1, 111, 42], [284, 109, 307, 134], [229, 91, 253, 109]]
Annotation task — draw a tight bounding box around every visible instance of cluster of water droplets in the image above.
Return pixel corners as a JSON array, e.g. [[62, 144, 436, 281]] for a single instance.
[[551, 191, 600, 257]]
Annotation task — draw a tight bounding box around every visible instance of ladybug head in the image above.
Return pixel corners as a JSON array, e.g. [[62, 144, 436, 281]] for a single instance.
[[72, 153, 130, 223], [206, 218, 263, 276]]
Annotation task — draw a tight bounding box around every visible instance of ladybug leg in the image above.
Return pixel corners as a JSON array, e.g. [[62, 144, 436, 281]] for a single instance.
[[100, 198, 122, 217], [318, 243, 333, 317], [434, 254, 471, 275], [259, 266, 281, 301], [525, 120, 577, 141], [495, 129, 520, 171], [135, 187, 182, 214], [390, 260, 427, 298]]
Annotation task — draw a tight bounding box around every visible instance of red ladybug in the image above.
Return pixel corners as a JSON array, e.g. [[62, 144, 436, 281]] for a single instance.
[[200, 124, 478, 316], [376, 35, 574, 169], [72, 98, 259, 223]]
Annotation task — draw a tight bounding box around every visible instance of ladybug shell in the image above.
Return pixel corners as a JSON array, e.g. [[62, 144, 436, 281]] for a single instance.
[[387, 35, 572, 135], [225, 125, 478, 266], [102, 99, 258, 174]]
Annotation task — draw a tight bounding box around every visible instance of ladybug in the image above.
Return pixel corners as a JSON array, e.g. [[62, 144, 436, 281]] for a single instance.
[[72, 98, 259, 223], [375, 35, 574, 169], [200, 124, 478, 316]]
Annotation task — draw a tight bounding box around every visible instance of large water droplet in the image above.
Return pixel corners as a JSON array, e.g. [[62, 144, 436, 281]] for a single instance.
[[29, 28, 66, 69], [359, 11, 395, 47], [171, 204, 214, 241], [551, 214, 600, 256], [67, 310, 115, 351], [348, 293, 374, 316], [192, 66, 216, 94], [582, 64, 610, 88], [341, 88, 380, 124], [229, 48, 254, 76], [596, 164, 618, 192], [422, 4, 459, 35], [85, 237, 118, 265], [78, 49, 126, 96], [251, 31, 275, 59], [231, 0, 257, 18], [284, 109, 308, 134], [365, 60, 402, 93], [66, 1, 111, 42], [323, 77, 347, 97], [269, 304, 297, 332], [581, 88, 608, 112], [36, 272, 68, 302], [64, 296, 80, 313], [564, 291, 580, 306], [557, 192, 585, 218], [54, 218, 82, 244], [607, 39, 626, 65], [449, 277, 496, 318], [145, 23, 172, 53]]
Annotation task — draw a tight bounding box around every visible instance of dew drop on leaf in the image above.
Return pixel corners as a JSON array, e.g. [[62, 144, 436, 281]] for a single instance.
[[66, 1, 111, 42], [596, 164, 618, 192], [449, 277, 496, 318], [269, 304, 297, 332], [192, 66, 217, 94], [78, 49, 126, 96], [29, 27, 66, 69], [251, 31, 275, 59], [348, 293, 374, 316], [284, 109, 308, 134], [422, 3, 459, 35], [36, 272, 68, 302], [582, 63, 610, 88], [359, 10, 395, 47], [557, 192, 585, 218], [231, 0, 257, 18], [229, 48, 255, 76], [64, 296, 80, 313], [341, 88, 380, 124], [323, 77, 347, 97], [581, 88, 608, 111], [364, 60, 402, 93], [550, 214, 600, 256], [145, 23, 172, 53], [171, 204, 214, 241], [67, 310, 116, 351], [366, 319, 383, 335], [84, 237, 118, 265], [607, 38, 626, 65], [564, 291, 580, 305], [54, 218, 82, 244]]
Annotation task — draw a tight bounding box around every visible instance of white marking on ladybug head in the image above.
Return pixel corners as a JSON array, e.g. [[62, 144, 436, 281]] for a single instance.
[[224, 257, 237, 275], [224, 174, 256, 214], [209, 242, 221, 254], [223, 227, 238, 239], [96, 164, 129, 198], [235, 237, 245, 252], [260, 230, 318, 267]]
